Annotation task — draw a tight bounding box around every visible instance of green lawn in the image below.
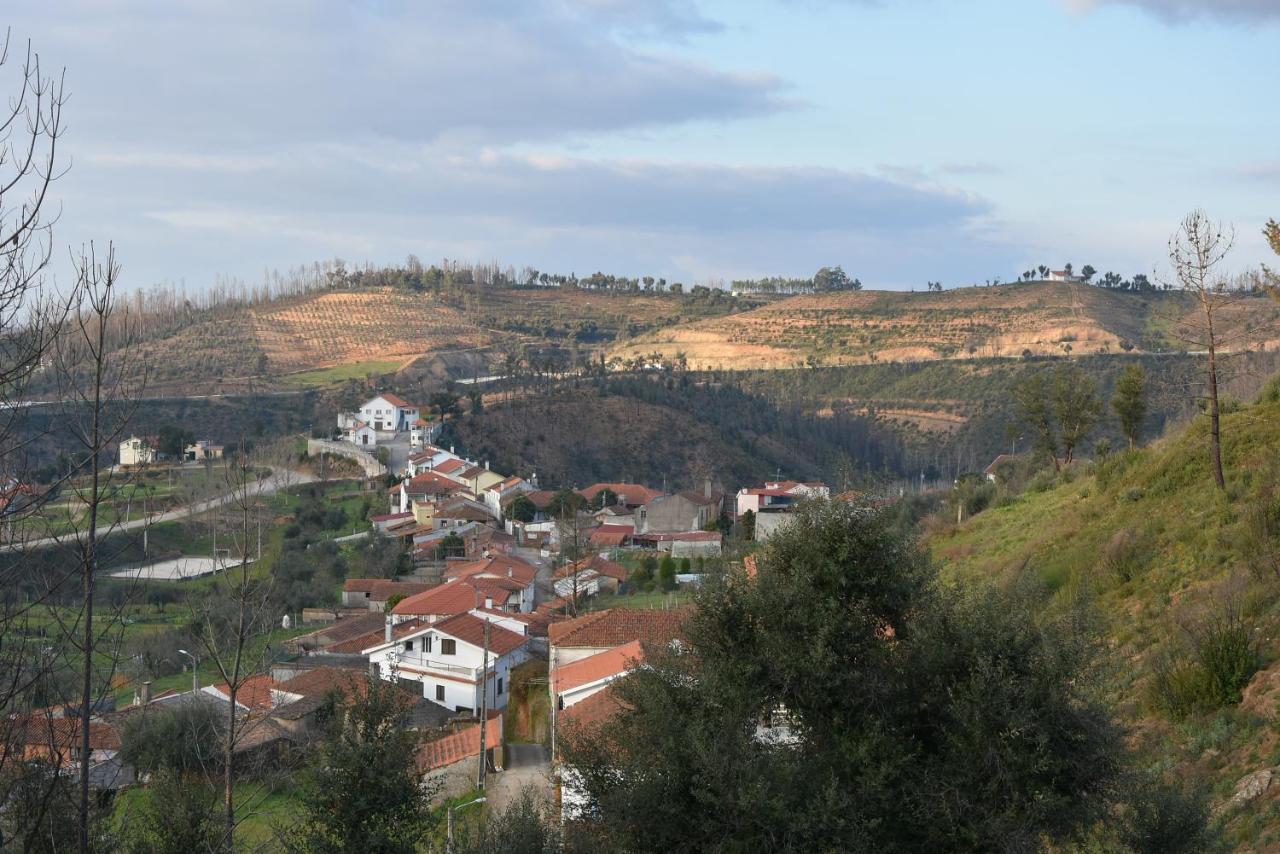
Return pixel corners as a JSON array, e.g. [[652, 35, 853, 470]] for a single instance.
[[279, 359, 404, 388], [585, 588, 692, 612]]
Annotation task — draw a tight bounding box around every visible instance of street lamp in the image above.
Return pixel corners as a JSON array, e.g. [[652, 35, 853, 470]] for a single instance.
[[177, 648, 199, 693], [446, 795, 486, 853]]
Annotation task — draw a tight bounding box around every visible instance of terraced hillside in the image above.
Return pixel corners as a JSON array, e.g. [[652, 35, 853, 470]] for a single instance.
[[612, 282, 1280, 370], [931, 380, 1280, 849]]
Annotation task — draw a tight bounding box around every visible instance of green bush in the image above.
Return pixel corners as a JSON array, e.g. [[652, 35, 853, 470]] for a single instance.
[[1100, 527, 1149, 583], [1257, 374, 1280, 404], [1149, 603, 1260, 719]]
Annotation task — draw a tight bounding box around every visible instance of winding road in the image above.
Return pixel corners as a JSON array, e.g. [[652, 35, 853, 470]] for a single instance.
[[1, 467, 317, 554]]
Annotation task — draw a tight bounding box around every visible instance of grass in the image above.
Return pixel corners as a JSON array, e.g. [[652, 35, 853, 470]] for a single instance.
[[585, 588, 693, 612], [930, 392, 1280, 845], [112, 778, 304, 847], [279, 358, 405, 388]]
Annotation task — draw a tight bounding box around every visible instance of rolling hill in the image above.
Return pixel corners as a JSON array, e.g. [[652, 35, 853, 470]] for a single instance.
[[931, 379, 1280, 849], [610, 281, 1280, 370]]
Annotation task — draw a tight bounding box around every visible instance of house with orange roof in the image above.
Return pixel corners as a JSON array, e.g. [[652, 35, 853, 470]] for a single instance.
[[364, 612, 530, 713], [548, 606, 690, 669], [578, 482, 665, 509], [417, 713, 504, 798], [552, 639, 645, 710]]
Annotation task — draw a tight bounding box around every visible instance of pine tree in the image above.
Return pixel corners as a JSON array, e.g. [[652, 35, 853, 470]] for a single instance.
[[1112, 364, 1148, 449]]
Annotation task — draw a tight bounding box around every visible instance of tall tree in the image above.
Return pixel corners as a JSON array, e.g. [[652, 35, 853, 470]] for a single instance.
[[1012, 371, 1059, 471], [283, 676, 439, 852], [1112, 364, 1148, 449], [1166, 210, 1246, 490], [1051, 363, 1102, 464]]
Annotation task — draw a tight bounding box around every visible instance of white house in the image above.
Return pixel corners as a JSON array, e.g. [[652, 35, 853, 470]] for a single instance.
[[409, 418, 440, 448], [1047, 270, 1080, 283], [483, 475, 529, 519], [346, 421, 376, 447], [356, 394, 420, 433], [363, 612, 530, 713], [735, 480, 829, 516], [118, 436, 155, 467]]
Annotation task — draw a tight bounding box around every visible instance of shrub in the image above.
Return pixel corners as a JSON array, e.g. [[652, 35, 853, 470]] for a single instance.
[[1257, 373, 1280, 404], [1149, 601, 1260, 719], [1100, 527, 1149, 583]]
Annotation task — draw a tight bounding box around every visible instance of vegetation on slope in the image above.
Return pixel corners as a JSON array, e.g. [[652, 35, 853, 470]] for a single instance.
[[450, 375, 905, 490], [932, 377, 1280, 848]]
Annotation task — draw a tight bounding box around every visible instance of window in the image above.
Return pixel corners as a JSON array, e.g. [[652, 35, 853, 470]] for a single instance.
[[423, 635, 432, 653], [441, 639, 456, 655], [497, 677, 504, 695], [403, 640, 414, 652], [435, 685, 445, 701]]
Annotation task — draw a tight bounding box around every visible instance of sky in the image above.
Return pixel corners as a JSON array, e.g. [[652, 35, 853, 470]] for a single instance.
[[5, 0, 1278, 292]]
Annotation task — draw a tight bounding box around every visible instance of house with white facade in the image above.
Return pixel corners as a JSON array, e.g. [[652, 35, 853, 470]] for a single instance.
[[118, 436, 156, 467], [363, 612, 530, 713], [735, 480, 829, 516], [357, 393, 420, 433]]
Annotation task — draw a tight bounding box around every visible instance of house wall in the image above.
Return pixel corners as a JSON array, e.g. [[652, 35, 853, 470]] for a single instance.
[[368, 633, 526, 714], [754, 512, 796, 543], [637, 495, 709, 534], [549, 644, 612, 671]]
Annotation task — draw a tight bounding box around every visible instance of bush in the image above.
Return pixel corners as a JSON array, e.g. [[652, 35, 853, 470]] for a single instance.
[[1257, 373, 1280, 404], [1149, 601, 1260, 719], [1100, 527, 1149, 583]]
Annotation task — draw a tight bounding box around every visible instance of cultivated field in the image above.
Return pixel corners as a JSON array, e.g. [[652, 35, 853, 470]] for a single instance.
[[611, 282, 1280, 370]]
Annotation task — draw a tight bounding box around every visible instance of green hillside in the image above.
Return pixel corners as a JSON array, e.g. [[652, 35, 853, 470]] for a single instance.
[[932, 378, 1280, 849]]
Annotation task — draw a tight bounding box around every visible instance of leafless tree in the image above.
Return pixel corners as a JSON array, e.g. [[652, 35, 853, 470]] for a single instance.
[[49, 243, 146, 851], [190, 442, 277, 851], [1164, 210, 1256, 490]]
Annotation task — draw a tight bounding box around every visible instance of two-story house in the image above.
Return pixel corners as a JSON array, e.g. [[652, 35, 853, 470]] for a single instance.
[[363, 612, 530, 713], [357, 394, 420, 433]]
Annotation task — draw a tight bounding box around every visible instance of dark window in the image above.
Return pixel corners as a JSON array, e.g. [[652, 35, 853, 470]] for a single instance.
[[403, 640, 413, 651], [435, 685, 445, 701], [441, 639, 457, 655], [497, 677, 504, 695], [424, 636, 432, 653]]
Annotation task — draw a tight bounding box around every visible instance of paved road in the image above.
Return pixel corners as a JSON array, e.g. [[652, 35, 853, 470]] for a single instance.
[[2, 467, 317, 553], [488, 742, 552, 814]]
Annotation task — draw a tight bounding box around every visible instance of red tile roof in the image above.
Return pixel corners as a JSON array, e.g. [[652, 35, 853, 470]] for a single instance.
[[555, 554, 628, 581], [379, 392, 413, 408], [368, 580, 434, 602], [211, 673, 276, 711], [633, 530, 721, 542], [417, 717, 503, 771], [274, 666, 365, 701], [370, 512, 413, 523], [432, 613, 529, 656], [392, 580, 482, 618], [553, 640, 645, 695], [434, 458, 466, 475], [335, 618, 425, 654], [524, 490, 558, 509], [444, 555, 538, 586], [578, 482, 664, 506], [548, 607, 691, 649], [558, 684, 627, 732]]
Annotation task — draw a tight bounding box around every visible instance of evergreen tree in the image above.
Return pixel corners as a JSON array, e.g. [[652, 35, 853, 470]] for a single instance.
[[283, 678, 439, 852], [1112, 364, 1148, 448], [560, 501, 1190, 852]]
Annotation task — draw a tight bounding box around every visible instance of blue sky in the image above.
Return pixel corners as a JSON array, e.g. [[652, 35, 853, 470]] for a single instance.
[[6, 0, 1278, 291]]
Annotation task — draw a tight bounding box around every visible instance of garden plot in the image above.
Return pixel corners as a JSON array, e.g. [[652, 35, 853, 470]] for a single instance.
[[110, 555, 254, 581]]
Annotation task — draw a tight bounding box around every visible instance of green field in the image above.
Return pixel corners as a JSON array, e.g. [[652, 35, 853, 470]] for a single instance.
[[279, 358, 405, 388]]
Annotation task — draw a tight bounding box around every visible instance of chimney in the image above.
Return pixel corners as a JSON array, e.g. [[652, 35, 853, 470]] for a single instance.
[[138, 681, 152, 706], [484, 460, 490, 470], [384, 615, 393, 644], [450, 445, 455, 454], [704, 477, 712, 499], [485, 596, 494, 610]]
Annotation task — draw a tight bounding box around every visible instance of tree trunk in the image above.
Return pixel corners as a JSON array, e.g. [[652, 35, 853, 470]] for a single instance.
[[1207, 331, 1225, 490]]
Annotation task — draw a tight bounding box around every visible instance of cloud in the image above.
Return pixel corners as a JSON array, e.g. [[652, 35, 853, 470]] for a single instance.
[[1067, 0, 1280, 22], [9, 1, 788, 148]]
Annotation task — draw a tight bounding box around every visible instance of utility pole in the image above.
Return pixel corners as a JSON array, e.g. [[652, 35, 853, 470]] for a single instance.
[[476, 618, 491, 789]]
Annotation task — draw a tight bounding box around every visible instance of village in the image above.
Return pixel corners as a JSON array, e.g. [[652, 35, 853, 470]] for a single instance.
[[12, 390, 849, 832]]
